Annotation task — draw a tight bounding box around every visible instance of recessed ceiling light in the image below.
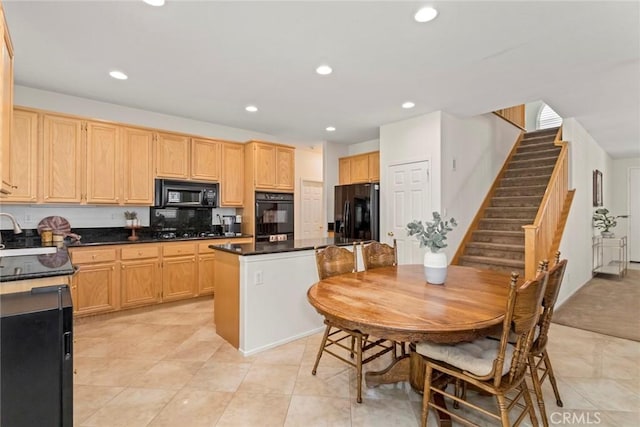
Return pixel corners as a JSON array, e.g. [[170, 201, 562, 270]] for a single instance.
[[414, 7, 438, 23], [143, 0, 165, 6], [109, 70, 128, 80], [402, 101, 416, 109], [326, 126, 336, 132], [245, 105, 258, 112], [316, 65, 333, 75]]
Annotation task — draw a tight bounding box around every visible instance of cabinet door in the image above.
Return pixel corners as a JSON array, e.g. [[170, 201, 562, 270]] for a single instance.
[[71, 263, 119, 316], [121, 259, 161, 308], [220, 142, 244, 206], [254, 143, 276, 188], [42, 114, 83, 203], [0, 6, 13, 195], [122, 127, 154, 205], [162, 256, 196, 302], [191, 138, 221, 181], [86, 121, 120, 204], [350, 154, 369, 183], [156, 132, 189, 179], [198, 254, 216, 295], [5, 109, 37, 202], [339, 158, 351, 185], [368, 151, 380, 182], [276, 147, 294, 190]]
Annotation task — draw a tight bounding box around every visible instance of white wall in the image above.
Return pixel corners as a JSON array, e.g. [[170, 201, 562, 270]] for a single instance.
[[348, 138, 380, 156], [322, 141, 349, 227], [440, 112, 521, 258], [557, 118, 613, 305], [294, 147, 324, 238]]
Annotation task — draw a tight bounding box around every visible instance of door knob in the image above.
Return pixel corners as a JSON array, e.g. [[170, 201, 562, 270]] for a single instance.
[[387, 232, 394, 237]]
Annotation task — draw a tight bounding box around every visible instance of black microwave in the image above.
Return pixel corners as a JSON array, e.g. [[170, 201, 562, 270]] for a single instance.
[[154, 179, 218, 208]]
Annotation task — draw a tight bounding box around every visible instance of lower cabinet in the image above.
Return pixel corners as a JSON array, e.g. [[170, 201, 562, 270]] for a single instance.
[[69, 248, 119, 316], [162, 242, 197, 302], [120, 245, 161, 309], [197, 241, 216, 295]]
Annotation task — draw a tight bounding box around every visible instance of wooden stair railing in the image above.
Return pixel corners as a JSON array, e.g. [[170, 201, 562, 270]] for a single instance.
[[523, 128, 573, 279]]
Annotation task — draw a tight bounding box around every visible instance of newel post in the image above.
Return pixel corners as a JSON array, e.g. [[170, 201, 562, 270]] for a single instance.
[[522, 225, 539, 280]]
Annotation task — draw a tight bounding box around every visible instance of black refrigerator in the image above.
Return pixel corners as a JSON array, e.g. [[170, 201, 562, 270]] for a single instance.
[[1, 285, 73, 427], [334, 183, 380, 241]]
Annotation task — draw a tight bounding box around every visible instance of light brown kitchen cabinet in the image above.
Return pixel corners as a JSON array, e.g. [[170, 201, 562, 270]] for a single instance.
[[5, 108, 37, 202], [161, 242, 196, 302], [220, 142, 244, 206], [86, 121, 120, 204], [246, 141, 295, 191], [197, 242, 216, 296], [0, 2, 13, 196], [120, 245, 161, 308], [276, 146, 295, 189], [69, 247, 119, 316], [122, 126, 154, 205], [338, 151, 380, 185], [156, 132, 190, 179], [191, 137, 221, 182], [42, 114, 84, 203], [254, 143, 276, 187]]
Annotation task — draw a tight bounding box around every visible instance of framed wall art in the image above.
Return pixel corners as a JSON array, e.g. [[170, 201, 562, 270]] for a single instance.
[[593, 169, 603, 207]]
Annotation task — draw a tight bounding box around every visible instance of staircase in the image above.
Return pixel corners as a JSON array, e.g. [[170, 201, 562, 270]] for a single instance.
[[456, 127, 562, 276]]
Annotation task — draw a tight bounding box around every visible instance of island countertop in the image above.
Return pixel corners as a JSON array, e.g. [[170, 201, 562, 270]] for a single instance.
[[0, 250, 75, 283], [209, 237, 365, 256]]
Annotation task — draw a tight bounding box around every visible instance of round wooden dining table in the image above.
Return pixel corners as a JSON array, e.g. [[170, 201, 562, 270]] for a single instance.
[[307, 264, 513, 395]]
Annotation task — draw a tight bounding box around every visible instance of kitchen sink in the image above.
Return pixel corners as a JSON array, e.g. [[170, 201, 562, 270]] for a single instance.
[[0, 247, 57, 257]]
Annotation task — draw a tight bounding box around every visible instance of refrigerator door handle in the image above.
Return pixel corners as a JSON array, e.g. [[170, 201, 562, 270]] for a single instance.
[[345, 201, 350, 237], [63, 331, 72, 360]]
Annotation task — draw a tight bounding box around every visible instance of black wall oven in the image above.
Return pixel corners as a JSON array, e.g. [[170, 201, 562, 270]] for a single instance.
[[255, 192, 294, 242]]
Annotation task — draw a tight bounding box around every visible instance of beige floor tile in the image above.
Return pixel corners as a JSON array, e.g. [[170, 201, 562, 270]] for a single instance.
[[187, 324, 221, 341], [164, 337, 224, 361], [350, 397, 418, 426], [74, 357, 157, 387], [73, 385, 124, 425], [254, 341, 307, 365], [563, 377, 640, 411], [538, 377, 598, 411], [128, 360, 204, 390], [208, 341, 257, 363], [187, 361, 251, 392], [237, 364, 300, 395], [294, 363, 352, 398], [147, 388, 233, 427], [284, 395, 352, 426], [599, 410, 640, 426], [80, 387, 176, 427], [216, 393, 291, 426]]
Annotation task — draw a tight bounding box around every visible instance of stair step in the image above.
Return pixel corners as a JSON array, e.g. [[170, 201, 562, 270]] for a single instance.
[[472, 230, 525, 245], [504, 165, 554, 178], [491, 195, 543, 207], [525, 127, 560, 137], [465, 242, 524, 260], [520, 134, 556, 144], [494, 185, 547, 197], [499, 175, 551, 187], [516, 141, 558, 154], [484, 207, 538, 219], [513, 147, 561, 161], [478, 218, 530, 231], [458, 255, 525, 274], [509, 156, 558, 169]]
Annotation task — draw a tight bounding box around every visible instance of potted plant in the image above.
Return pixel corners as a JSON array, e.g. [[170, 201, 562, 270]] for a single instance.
[[407, 211, 457, 284], [124, 211, 138, 227], [593, 208, 621, 238]]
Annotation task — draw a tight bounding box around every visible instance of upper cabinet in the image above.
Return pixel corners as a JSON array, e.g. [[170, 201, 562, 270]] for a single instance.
[[5, 108, 37, 202], [155, 132, 190, 179], [42, 114, 84, 203], [191, 137, 221, 182], [338, 151, 379, 185], [246, 140, 295, 191], [121, 127, 154, 205], [86, 121, 120, 204], [0, 2, 14, 196], [220, 142, 244, 206]]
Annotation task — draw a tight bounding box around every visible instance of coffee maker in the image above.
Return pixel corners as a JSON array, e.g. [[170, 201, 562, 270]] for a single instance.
[[222, 215, 242, 236]]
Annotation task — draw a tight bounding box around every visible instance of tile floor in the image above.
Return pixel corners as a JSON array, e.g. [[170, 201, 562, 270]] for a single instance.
[[73, 295, 640, 426]]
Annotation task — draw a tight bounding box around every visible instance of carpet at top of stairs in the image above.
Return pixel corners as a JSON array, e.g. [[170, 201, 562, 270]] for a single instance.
[[552, 268, 640, 342]]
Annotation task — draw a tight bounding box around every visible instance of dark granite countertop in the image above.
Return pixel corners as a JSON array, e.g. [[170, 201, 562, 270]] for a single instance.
[[209, 237, 365, 256], [0, 249, 75, 283]]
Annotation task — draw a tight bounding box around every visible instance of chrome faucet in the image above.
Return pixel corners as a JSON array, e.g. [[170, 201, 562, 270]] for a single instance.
[[0, 213, 23, 249]]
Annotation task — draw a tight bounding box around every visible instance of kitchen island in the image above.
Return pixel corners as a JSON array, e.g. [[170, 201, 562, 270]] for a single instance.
[[0, 249, 75, 294], [209, 238, 364, 355]]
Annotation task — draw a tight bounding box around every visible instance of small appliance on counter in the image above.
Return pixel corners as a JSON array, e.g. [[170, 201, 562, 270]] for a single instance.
[[222, 215, 242, 237]]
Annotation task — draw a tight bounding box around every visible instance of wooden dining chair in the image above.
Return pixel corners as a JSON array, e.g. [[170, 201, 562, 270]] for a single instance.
[[362, 240, 397, 270], [529, 252, 568, 427], [417, 270, 548, 427], [312, 244, 395, 403]]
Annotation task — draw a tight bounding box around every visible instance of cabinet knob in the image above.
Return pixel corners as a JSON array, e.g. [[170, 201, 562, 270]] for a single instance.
[[138, 252, 143, 256], [122, 265, 125, 269], [92, 255, 97, 259]]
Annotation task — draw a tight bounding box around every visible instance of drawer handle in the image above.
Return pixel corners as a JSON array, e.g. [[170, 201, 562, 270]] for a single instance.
[[138, 251, 143, 256]]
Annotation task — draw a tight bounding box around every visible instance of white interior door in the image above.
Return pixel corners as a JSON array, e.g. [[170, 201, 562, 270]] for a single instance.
[[629, 167, 640, 262], [387, 161, 430, 265], [301, 180, 324, 239]]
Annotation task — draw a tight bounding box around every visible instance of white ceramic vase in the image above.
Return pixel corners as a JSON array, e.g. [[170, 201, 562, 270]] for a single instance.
[[423, 251, 448, 285]]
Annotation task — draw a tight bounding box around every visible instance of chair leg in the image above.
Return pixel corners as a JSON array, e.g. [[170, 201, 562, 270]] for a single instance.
[[421, 363, 433, 427], [496, 393, 511, 427], [543, 351, 564, 407], [521, 382, 539, 427], [311, 325, 331, 375], [355, 334, 363, 403], [529, 355, 549, 427], [350, 336, 356, 359]]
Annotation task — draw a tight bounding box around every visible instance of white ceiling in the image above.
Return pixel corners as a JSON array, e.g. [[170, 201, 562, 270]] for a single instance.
[[4, 1, 639, 157]]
